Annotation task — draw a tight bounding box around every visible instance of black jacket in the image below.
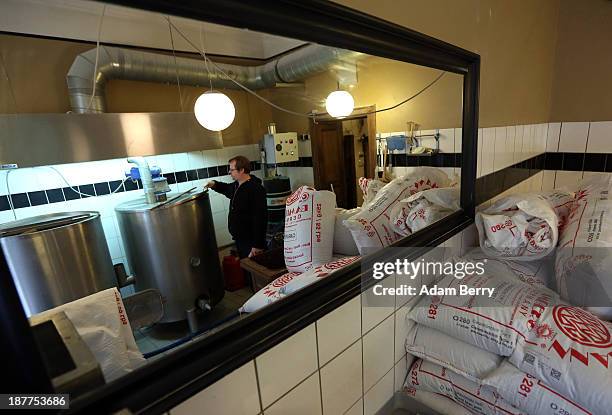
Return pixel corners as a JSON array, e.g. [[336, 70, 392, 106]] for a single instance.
[[211, 175, 268, 249]]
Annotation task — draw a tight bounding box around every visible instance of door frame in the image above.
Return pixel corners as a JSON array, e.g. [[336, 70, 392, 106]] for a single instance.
[[310, 105, 377, 182]]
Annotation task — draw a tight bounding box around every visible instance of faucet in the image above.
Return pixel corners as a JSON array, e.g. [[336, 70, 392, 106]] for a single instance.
[[127, 156, 157, 204]]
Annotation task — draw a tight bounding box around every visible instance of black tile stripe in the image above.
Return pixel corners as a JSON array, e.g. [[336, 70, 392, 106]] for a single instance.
[[0, 162, 264, 212]]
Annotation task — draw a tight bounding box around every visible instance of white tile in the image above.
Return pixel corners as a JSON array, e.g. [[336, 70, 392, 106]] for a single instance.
[[155, 154, 176, 172], [362, 275, 395, 334], [537, 123, 549, 153], [298, 140, 312, 158], [362, 315, 394, 393], [187, 151, 206, 170], [394, 360, 406, 394], [513, 125, 524, 163], [363, 368, 394, 415], [101, 216, 118, 239], [256, 324, 318, 408], [212, 211, 227, 229], [554, 170, 583, 191], [394, 306, 416, 364], [5, 167, 41, 193], [317, 296, 361, 365], [215, 227, 233, 247], [558, 122, 589, 153], [346, 399, 363, 415], [172, 153, 190, 171], [530, 171, 544, 192], [454, 128, 462, 153], [546, 123, 561, 152], [541, 170, 556, 191], [586, 121, 612, 153], [481, 128, 495, 176], [583, 172, 612, 182], [171, 361, 260, 415], [320, 340, 362, 415], [263, 372, 321, 415], [523, 124, 534, 156], [107, 237, 122, 259], [493, 127, 510, 171], [438, 129, 454, 153], [443, 233, 462, 261]]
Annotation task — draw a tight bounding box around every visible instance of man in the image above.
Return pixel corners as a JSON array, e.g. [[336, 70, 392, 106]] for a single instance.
[[206, 155, 267, 258]]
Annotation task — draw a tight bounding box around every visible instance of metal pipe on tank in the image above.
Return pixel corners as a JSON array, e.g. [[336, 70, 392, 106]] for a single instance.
[[127, 157, 156, 204]]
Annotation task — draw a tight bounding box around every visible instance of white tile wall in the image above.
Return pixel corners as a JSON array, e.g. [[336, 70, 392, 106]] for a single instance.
[[482, 127, 496, 176], [586, 121, 612, 153], [170, 361, 260, 415], [362, 314, 394, 393], [256, 324, 318, 408], [320, 340, 362, 415], [263, 372, 321, 415], [558, 122, 589, 153], [316, 295, 361, 365], [546, 122, 561, 152], [363, 368, 394, 415]]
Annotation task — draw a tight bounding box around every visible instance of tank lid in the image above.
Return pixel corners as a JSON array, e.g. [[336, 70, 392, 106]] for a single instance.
[[0, 212, 99, 237], [115, 189, 207, 212]]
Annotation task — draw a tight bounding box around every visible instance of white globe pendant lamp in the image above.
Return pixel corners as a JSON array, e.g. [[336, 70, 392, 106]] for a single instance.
[[194, 91, 236, 131], [325, 90, 354, 118]]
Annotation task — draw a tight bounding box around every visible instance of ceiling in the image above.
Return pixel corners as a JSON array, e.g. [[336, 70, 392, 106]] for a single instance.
[[0, 0, 307, 59]]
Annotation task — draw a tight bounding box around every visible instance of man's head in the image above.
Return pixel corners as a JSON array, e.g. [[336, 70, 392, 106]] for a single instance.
[[228, 155, 251, 181]]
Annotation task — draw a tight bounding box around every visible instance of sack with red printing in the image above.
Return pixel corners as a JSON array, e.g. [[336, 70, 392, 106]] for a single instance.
[[358, 177, 386, 205], [409, 259, 612, 414], [239, 271, 300, 313], [509, 304, 612, 415], [389, 187, 460, 237], [475, 191, 574, 261], [401, 387, 473, 415], [406, 324, 592, 415], [284, 186, 336, 272], [333, 208, 360, 255], [555, 176, 612, 320], [405, 359, 525, 415], [345, 167, 451, 254], [409, 258, 560, 356], [464, 248, 555, 290], [280, 256, 360, 294]]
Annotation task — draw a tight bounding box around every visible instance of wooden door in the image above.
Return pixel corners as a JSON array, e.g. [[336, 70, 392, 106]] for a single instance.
[[311, 120, 349, 208]]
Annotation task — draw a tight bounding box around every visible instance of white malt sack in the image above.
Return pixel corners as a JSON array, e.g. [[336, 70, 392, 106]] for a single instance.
[[345, 167, 451, 254], [284, 186, 336, 272], [508, 303, 612, 415], [401, 387, 473, 415], [485, 360, 591, 415], [406, 358, 525, 415], [410, 265, 612, 414], [240, 271, 301, 313], [407, 324, 591, 415], [555, 176, 612, 320], [405, 323, 502, 383], [358, 177, 386, 205], [389, 187, 460, 237], [409, 259, 561, 356], [475, 191, 574, 261], [333, 208, 360, 255], [464, 248, 555, 290], [280, 256, 360, 294]]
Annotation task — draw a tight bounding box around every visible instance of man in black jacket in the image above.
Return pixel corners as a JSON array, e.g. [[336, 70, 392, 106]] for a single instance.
[[206, 155, 267, 258]]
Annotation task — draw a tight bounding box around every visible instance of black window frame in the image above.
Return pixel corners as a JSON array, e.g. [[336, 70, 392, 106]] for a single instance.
[[0, 0, 479, 413]]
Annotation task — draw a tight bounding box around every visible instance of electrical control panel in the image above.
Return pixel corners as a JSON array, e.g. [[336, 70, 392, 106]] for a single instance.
[[263, 132, 299, 164]]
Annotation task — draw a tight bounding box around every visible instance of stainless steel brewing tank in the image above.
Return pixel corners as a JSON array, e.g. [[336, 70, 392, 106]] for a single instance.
[[115, 190, 224, 322], [0, 212, 116, 316]]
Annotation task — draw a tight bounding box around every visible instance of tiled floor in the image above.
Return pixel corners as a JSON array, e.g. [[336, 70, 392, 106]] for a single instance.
[[134, 287, 254, 357]]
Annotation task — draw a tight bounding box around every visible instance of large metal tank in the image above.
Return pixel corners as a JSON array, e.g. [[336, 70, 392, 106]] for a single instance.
[[115, 190, 224, 322], [0, 212, 116, 316]]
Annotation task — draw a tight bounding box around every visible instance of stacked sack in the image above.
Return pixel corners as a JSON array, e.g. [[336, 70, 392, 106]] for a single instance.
[[555, 176, 612, 320], [475, 191, 574, 261], [345, 167, 452, 254], [240, 256, 360, 312], [405, 257, 612, 415], [389, 187, 460, 237], [284, 186, 336, 272]]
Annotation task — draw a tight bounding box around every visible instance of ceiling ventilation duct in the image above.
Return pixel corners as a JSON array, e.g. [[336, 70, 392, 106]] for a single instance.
[[66, 44, 363, 113]]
